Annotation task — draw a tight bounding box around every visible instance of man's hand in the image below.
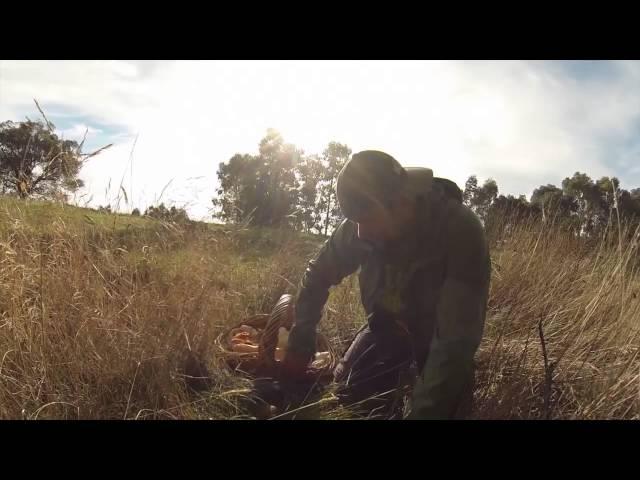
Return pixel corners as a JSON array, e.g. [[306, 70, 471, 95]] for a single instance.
[[280, 349, 313, 381]]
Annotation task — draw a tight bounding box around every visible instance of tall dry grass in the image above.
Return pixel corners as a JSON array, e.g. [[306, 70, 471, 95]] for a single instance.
[[474, 211, 640, 419], [1, 197, 639, 419], [0, 198, 324, 419]]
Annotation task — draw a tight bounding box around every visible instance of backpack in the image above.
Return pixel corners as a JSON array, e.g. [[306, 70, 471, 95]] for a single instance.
[[434, 177, 463, 204]]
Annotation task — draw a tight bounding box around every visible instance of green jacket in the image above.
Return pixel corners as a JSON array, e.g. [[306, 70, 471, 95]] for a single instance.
[[287, 168, 491, 419]]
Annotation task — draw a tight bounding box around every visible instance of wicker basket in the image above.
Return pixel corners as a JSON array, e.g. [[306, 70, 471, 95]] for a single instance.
[[215, 294, 338, 379]]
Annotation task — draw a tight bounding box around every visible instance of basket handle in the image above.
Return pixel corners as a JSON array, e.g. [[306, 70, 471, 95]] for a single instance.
[[258, 294, 295, 368]]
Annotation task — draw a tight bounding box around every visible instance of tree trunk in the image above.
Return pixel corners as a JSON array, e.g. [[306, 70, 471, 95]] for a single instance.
[[323, 179, 334, 237]]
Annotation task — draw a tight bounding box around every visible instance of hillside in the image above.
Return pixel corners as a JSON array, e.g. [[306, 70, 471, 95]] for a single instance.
[[0, 197, 639, 419]]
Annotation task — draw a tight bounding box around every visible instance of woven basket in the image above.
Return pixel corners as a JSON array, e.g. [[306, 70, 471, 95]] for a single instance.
[[214, 313, 271, 372], [215, 294, 338, 378]]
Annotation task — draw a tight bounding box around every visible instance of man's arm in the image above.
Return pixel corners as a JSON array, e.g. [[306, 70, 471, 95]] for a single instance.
[[408, 207, 491, 419], [286, 219, 366, 360]]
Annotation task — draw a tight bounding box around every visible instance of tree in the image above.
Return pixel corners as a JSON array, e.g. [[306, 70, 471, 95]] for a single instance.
[[485, 193, 538, 237], [212, 153, 261, 223], [463, 175, 498, 222], [561, 172, 613, 235], [289, 141, 351, 236], [213, 129, 301, 228], [0, 120, 85, 198], [212, 133, 352, 234], [463, 175, 478, 207], [295, 154, 324, 233], [0, 104, 111, 200], [144, 203, 190, 223], [131, 208, 141, 216], [617, 189, 640, 223], [317, 142, 351, 236], [256, 129, 301, 227], [530, 184, 577, 224], [594, 179, 640, 235], [594, 176, 622, 227], [562, 172, 595, 233], [491, 194, 534, 218]]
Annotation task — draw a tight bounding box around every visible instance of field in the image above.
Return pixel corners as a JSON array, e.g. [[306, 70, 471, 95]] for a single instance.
[[1, 196, 639, 419]]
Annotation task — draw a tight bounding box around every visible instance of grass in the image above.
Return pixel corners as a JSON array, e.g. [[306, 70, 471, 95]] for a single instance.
[[474, 213, 640, 419], [0, 196, 639, 419]]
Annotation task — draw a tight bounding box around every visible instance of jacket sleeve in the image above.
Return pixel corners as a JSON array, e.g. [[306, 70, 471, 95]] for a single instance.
[[408, 207, 491, 419], [287, 219, 366, 359]]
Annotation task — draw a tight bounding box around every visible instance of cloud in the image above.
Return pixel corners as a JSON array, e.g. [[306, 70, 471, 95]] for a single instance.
[[425, 60, 640, 194], [2, 60, 640, 220]]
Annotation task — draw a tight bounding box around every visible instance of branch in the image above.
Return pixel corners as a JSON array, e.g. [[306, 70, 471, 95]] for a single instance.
[[19, 129, 35, 175], [77, 127, 89, 155], [33, 99, 55, 131], [80, 143, 113, 162], [30, 150, 66, 190], [538, 318, 556, 420]]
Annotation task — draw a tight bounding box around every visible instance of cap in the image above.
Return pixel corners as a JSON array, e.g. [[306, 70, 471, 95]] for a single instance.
[[336, 150, 408, 221]]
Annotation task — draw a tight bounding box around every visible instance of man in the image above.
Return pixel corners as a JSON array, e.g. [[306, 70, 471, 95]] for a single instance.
[[281, 151, 491, 419]]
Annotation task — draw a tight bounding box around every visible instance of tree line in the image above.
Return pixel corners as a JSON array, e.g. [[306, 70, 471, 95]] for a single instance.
[[215, 129, 640, 238], [464, 173, 640, 237], [3, 118, 640, 237]]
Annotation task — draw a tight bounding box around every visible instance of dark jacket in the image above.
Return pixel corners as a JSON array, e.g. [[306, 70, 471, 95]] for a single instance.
[[287, 168, 491, 419]]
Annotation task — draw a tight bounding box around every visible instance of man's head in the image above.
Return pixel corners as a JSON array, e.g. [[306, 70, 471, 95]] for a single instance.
[[336, 150, 416, 246]]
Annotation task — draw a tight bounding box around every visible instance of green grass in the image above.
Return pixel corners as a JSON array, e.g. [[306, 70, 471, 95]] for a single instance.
[[0, 196, 154, 231]]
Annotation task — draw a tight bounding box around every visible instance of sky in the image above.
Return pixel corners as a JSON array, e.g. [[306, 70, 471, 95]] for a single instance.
[[1, 60, 640, 221]]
